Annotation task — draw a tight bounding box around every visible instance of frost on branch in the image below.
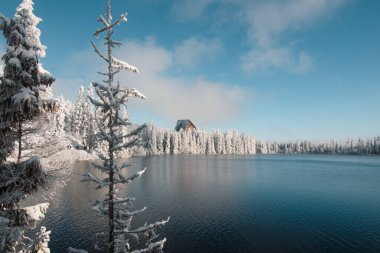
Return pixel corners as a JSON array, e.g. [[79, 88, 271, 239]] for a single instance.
[[111, 57, 139, 73], [125, 88, 147, 100], [0, 157, 48, 252], [0, 157, 47, 207], [15, 0, 46, 57], [0, 203, 49, 253], [81, 0, 168, 252], [0, 1, 53, 251], [0, 0, 56, 163], [33, 226, 51, 253], [130, 238, 167, 253]]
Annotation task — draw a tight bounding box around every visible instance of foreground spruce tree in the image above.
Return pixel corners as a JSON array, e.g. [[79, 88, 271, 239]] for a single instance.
[[0, 0, 55, 252], [0, 0, 55, 162], [81, 1, 168, 252]]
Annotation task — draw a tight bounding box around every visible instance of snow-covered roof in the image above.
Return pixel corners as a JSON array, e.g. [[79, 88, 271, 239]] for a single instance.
[[174, 119, 197, 132]]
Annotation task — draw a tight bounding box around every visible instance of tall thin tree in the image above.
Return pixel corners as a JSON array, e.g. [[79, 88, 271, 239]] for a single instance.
[[81, 1, 168, 252]]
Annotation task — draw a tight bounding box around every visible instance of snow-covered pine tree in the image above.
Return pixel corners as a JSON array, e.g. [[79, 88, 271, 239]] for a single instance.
[[171, 131, 179, 154], [0, 0, 55, 162], [163, 132, 170, 154], [84, 84, 97, 150], [71, 86, 85, 135], [0, 0, 55, 251], [55, 95, 71, 135], [81, 1, 168, 252], [32, 226, 51, 253], [148, 124, 157, 155]]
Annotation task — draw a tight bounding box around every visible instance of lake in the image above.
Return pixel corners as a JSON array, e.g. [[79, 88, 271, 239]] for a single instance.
[[34, 154, 380, 252]]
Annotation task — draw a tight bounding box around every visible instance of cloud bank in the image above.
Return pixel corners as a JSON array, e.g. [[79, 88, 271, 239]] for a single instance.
[[55, 37, 245, 125], [174, 37, 223, 70], [116, 38, 244, 124], [172, 0, 347, 73]]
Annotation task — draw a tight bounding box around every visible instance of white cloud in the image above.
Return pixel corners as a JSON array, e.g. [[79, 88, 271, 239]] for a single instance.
[[242, 0, 344, 47], [171, 0, 218, 21], [174, 37, 223, 69], [52, 49, 99, 101], [241, 47, 313, 74], [115, 39, 244, 124], [171, 0, 347, 73], [56, 38, 245, 125]]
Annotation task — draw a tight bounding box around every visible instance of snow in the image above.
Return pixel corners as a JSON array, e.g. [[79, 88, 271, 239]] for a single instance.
[[67, 247, 88, 253], [19, 48, 37, 61], [147, 125, 257, 155], [130, 238, 167, 253], [34, 226, 51, 253], [41, 136, 97, 164], [82, 2, 169, 251], [15, 0, 47, 57], [12, 87, 35, 106], [37, 63, 51, 76], [8, 57, 21, 69], [127, 217, 170, 234], [7, 130, 97, 174], [17, 0, 35, 13], [23, 203, 49, 225], [114, 167, 146, 185], [126, 88, 147, 99], [111, 57, 139, 73]]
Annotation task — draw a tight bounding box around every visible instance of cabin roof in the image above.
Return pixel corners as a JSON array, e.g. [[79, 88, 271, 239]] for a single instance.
[[175, 119, 197, 131]]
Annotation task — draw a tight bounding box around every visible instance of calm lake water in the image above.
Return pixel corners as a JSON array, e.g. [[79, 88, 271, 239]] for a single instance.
[[34, 155, 380, 252]]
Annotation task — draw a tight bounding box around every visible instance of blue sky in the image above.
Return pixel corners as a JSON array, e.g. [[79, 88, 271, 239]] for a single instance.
[[1, 0, 379, 141]]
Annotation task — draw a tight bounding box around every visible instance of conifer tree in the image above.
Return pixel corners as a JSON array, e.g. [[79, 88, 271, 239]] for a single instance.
[[81, 1, 168, 252], [71, 86, 85, 135], [0, 0, 55, 162], [0, 0, 54, 252]]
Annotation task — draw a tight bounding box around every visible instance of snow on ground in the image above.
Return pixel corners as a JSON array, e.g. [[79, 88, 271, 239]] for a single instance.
[[8, 132, 97, 200], [10, 134, 96, 167], [44, 135, 96, 164]]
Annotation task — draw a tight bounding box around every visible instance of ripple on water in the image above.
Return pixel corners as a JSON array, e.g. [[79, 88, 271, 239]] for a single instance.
[[25, 155, 380, 253]]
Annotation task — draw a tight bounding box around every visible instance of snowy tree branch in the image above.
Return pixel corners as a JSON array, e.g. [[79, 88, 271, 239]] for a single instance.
[[109, 13, 128, 30], [113, 167, 146, 185], [111, 57, 139, 73], [91, 41, 108, 62], [98, 15, 110, 28], [126, 217, 170, 234], [130, 238, 167, 253]]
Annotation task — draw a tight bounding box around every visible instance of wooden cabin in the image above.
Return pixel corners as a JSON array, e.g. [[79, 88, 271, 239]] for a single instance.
[[175, 119, 197, 132]]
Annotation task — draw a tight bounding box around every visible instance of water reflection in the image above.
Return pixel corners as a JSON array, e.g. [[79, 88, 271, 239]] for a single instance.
[[30, 155, 380, 252]]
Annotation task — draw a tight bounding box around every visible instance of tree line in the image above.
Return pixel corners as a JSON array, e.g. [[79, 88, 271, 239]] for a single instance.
[[256, 138, 380, 155], [0, 0, 168, 252], [62, 88, 380, 157]]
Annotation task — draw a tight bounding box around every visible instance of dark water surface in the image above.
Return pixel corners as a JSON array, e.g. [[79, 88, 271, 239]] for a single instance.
[[35, 155, 380, 252]]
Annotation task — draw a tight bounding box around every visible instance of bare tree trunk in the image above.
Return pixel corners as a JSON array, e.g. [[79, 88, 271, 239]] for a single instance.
[[17, 122, 22, 163], [107, 1, 115, 252], [108, 149, 115, 253]]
